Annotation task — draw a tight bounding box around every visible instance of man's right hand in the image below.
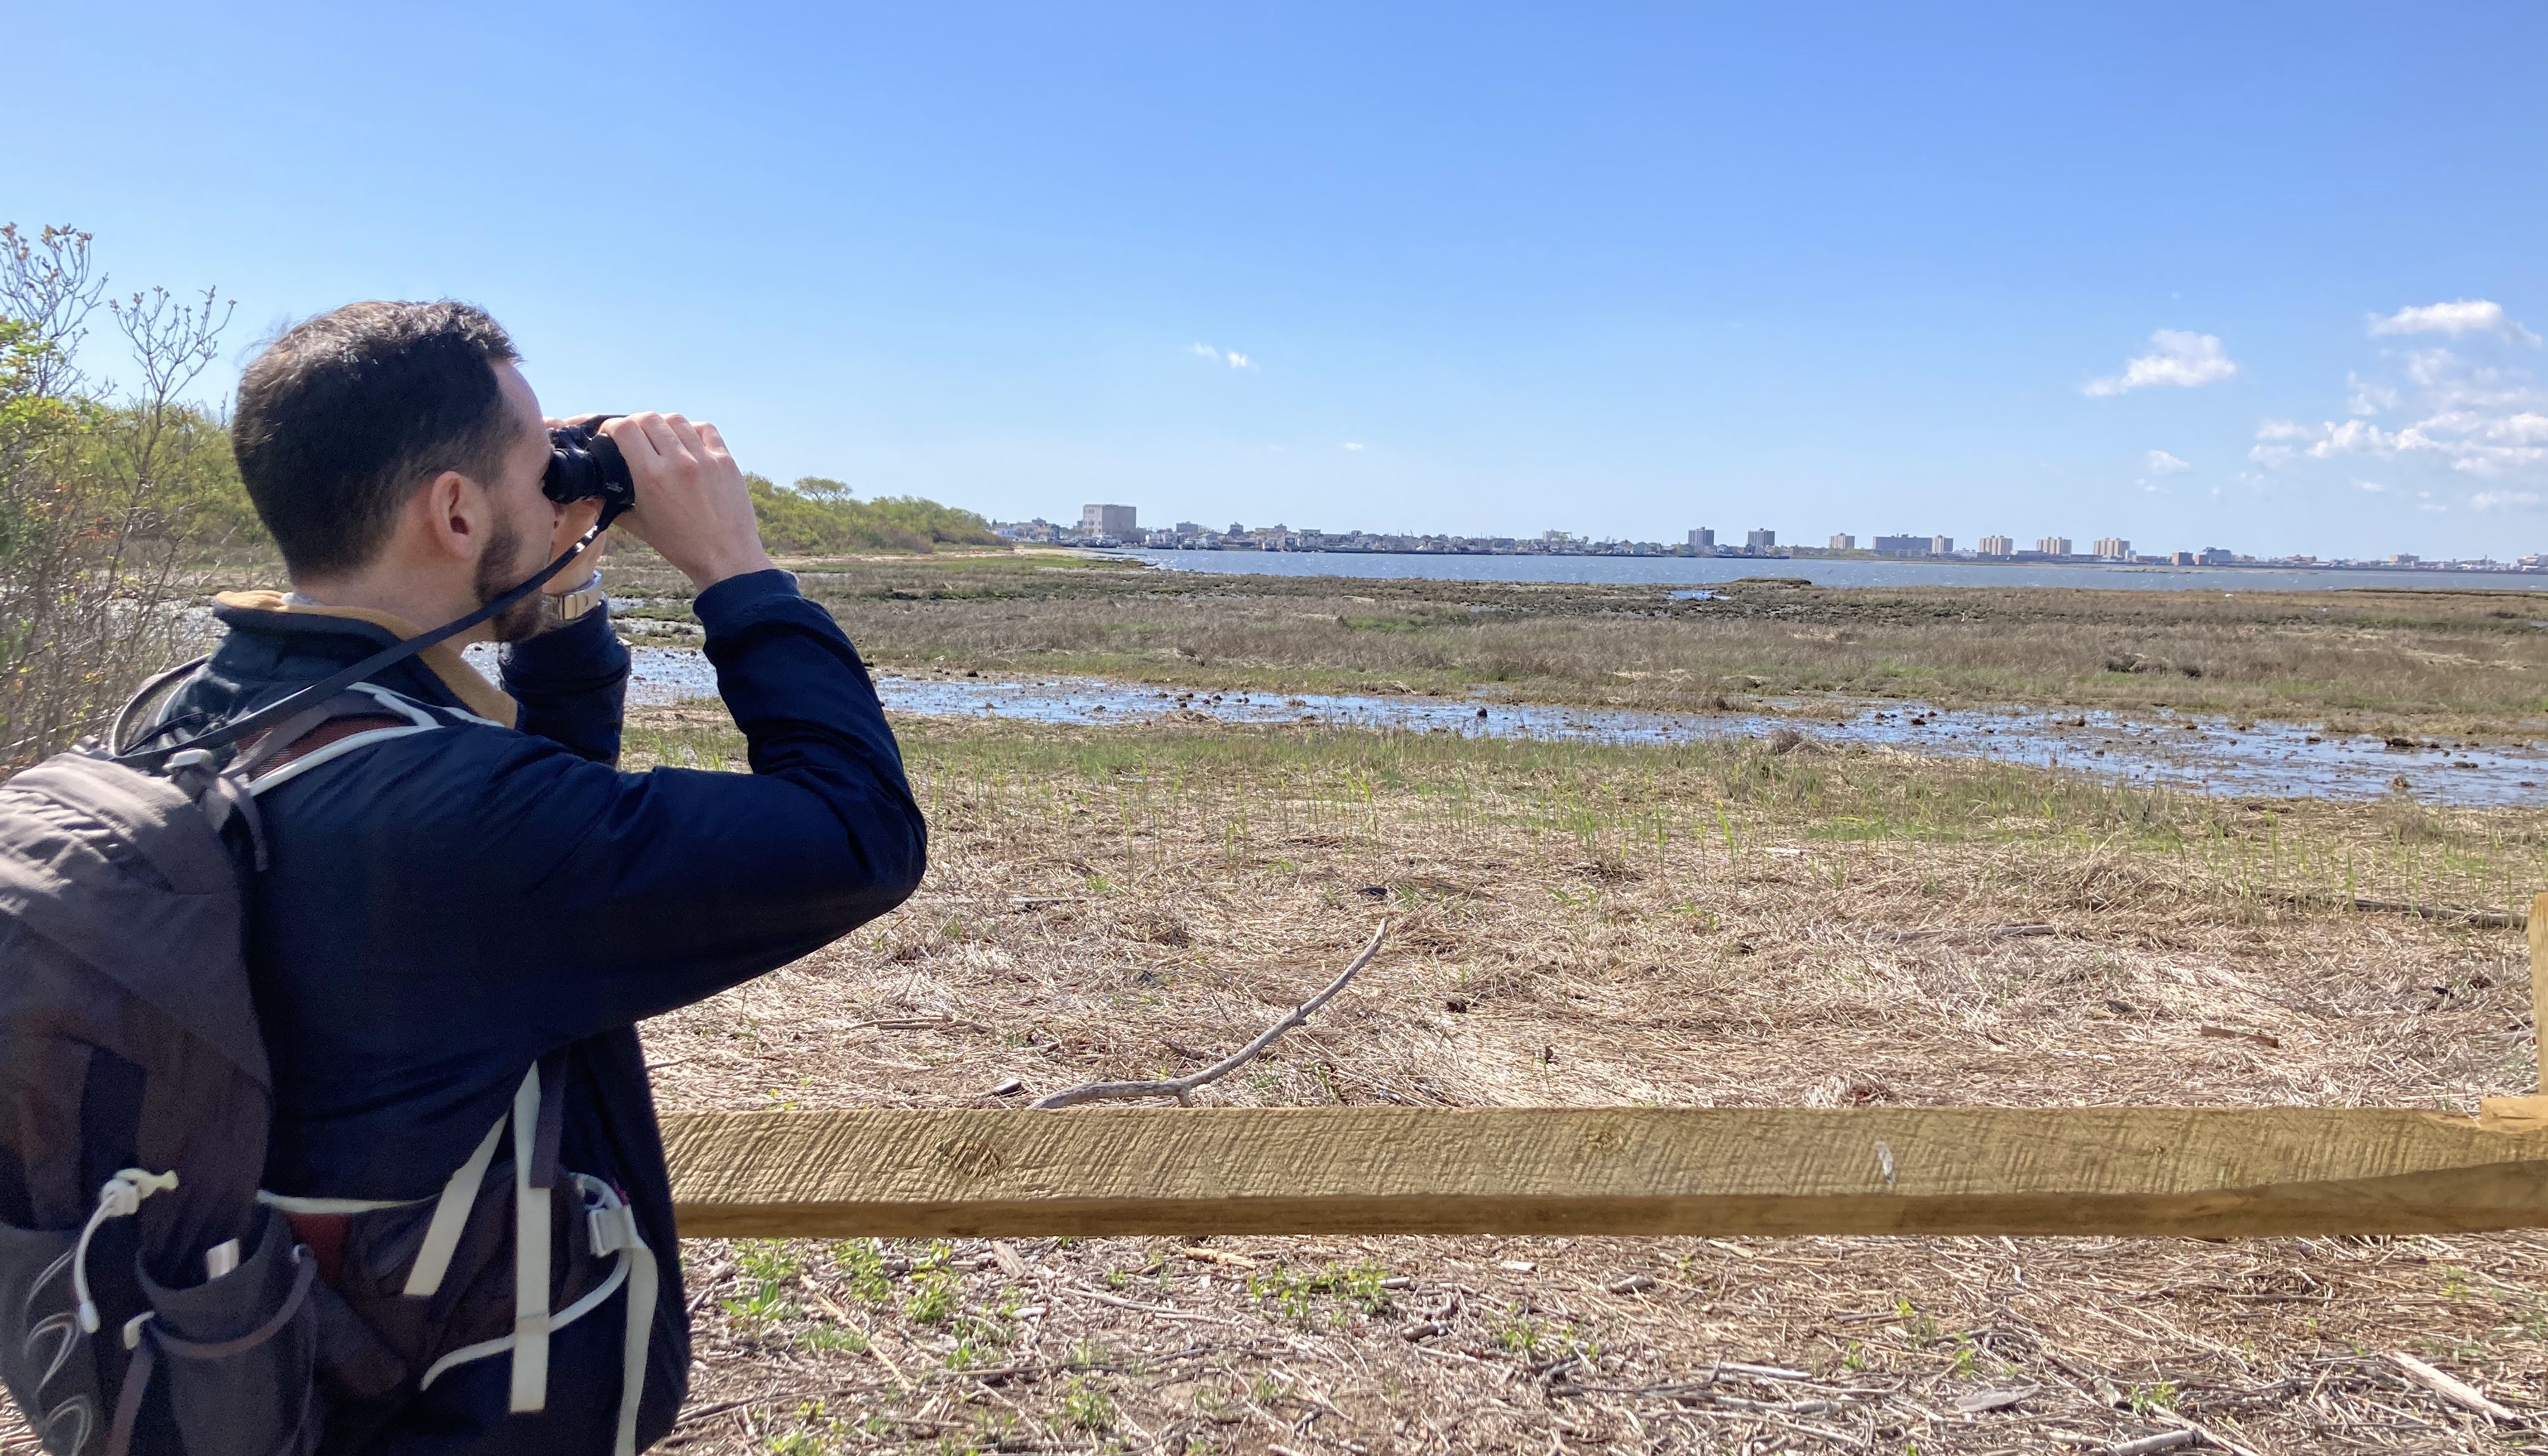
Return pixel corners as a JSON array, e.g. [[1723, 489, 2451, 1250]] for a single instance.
[[604, 413, 777, 591]]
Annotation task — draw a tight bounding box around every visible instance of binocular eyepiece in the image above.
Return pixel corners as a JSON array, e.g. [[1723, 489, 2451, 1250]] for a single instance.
[[542, 416, 636, 518]]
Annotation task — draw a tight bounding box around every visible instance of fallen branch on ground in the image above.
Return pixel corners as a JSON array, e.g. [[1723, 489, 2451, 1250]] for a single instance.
[[2388, 1350, 2521, 1423], [1028, 920, 1389, 1110], [1869, 923, 2056, 945], [2274, 891, 2527, 928]]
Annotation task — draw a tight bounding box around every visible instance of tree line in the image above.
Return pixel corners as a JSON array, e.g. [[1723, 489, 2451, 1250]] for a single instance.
[[1, 224, 1000, 767]]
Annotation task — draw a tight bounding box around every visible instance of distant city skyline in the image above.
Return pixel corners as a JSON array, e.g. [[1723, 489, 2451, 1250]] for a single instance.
[[1004, 504, 2531, 571], [13, 4, 2547, 561]]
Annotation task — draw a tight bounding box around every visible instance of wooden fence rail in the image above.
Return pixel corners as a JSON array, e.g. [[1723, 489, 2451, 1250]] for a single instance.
[[664, 1106, 2548, 1239], [660, 895, 2548, 1241]]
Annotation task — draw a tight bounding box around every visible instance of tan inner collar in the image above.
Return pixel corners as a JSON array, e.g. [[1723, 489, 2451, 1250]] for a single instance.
[[214, 591, 519, 729]]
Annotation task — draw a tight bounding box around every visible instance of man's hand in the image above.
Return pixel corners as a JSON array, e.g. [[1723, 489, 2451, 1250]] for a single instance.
[[603, 413, 776, 591]]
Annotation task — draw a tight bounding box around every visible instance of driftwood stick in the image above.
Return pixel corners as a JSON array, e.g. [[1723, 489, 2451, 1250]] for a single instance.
[[1029, 919, 1388, 1110]]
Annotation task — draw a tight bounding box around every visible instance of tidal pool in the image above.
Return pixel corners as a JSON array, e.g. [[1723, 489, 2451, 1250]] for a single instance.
[[588, 646, 2548, 809]]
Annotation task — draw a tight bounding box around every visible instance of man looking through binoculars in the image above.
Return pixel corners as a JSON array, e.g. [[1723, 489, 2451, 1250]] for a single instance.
[[142, 300, 926, 1453]]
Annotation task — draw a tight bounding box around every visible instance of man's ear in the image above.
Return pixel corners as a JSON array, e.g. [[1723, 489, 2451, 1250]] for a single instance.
[[411, 470, 485, 564]]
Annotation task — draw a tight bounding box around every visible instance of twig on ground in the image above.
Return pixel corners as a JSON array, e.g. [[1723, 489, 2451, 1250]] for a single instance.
[[1871, 923, 2056, 944], [2389, 1351, 2521, 1423], [1029, 920, 1390, 1109], [2275, 891, 2527, 929]]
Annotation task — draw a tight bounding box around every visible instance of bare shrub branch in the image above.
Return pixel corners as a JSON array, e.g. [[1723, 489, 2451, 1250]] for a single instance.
[[1029, 919, 1388, 1109], [1, 225, 240, 767]]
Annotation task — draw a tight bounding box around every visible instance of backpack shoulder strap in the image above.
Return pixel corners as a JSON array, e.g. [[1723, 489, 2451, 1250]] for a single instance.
[[107, 655, 210, 756], [229, 688, 440, 798]]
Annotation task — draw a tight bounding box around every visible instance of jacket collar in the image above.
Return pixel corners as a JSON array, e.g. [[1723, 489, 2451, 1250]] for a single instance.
[[211, 591, 519, 727]]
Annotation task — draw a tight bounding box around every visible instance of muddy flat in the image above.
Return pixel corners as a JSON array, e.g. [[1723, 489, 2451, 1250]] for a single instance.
[[595, 549, 2548, 742]]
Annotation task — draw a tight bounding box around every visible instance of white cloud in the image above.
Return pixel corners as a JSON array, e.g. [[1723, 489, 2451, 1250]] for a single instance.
[[2353, 479, 2389, 493], [2368, 300, 2541, 344], [2083, 330, 2239, 396], [1342, 442, 1365, 451], [2264, 331, 2548, 492], [2309, 418, 2401, 459], [2346, 373, 2401, 415], [1189, 342, 1254, 370], [2472, 490, 2541, 511], [2144, 449, 2192, 475]]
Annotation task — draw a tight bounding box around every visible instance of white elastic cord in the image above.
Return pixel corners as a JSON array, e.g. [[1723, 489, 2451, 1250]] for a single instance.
[[404, 1115, 508, 1297], [71, 1169, 178, 1334], [507, 1067, 550, 1414], [582, 1176, 657, 1456], [410, 1170, 656, 1456], [413, 1256, 628, 1393]]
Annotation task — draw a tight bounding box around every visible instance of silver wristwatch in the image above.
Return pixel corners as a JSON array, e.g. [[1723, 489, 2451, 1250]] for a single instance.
[[543, 569, 607, 626]]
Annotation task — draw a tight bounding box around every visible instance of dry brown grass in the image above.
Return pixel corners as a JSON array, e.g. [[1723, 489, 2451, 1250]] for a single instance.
[[11, 710, 2542, 1455], [632, 713, 2548, 1455]]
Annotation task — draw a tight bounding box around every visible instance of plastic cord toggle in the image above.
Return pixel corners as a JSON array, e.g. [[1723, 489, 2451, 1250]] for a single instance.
[[71, 1169, 179, 1334]]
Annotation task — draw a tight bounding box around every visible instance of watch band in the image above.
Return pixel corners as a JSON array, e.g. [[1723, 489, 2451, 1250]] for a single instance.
[[544, 570, 607, 624]]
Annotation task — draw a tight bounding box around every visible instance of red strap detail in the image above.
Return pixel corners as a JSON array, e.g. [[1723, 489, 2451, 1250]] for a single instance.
[[237, 715, 409, 774], [280, 1211, 349, 1288]]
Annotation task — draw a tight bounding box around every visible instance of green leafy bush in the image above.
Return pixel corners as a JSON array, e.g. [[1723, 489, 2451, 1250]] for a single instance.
[[749, 475, 1000, 555]]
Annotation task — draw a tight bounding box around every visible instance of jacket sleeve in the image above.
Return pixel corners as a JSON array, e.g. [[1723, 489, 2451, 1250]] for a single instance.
[[499, 603, 631, 764], [454, 571, 927, 1042]]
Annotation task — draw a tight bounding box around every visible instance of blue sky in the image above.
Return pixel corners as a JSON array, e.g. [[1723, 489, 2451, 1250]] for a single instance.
[[14, 3, 2547, 558]]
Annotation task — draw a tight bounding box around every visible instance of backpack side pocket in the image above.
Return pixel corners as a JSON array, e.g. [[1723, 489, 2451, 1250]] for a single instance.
[[131, 1208, 318, 1456]]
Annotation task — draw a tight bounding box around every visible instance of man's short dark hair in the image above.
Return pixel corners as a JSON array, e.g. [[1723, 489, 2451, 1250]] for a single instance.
[[232, 301, 525, 576]]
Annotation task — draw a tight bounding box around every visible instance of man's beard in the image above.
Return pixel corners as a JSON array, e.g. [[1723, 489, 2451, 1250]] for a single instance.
[[472, 518, 549, 644]]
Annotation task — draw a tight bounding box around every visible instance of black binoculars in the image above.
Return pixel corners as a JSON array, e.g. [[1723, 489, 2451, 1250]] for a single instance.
[[542, 416, 636, 516]]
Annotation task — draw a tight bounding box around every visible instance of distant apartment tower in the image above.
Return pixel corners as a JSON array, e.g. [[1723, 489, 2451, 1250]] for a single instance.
[[1828, 533, 1855, 550], [1978, 535, 2013, 557], [1687, 528, 1715, 552], [2093, 537, 2131, 560], [1081, 503, 1137, 537], [1872, 535, 1930, 555], [2037, 536, 2072, 556], [1174, 521, 1201, 535], [1746, 528, 1776, 550]]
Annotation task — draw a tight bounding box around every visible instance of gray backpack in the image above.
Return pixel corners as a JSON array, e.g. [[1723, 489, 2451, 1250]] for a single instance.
[[1, 537, 655, 1455], [0, 683, 387, 1455]]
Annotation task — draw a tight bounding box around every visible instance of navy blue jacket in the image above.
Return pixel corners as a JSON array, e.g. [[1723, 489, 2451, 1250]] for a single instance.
[[155, 570, 926, 1452]]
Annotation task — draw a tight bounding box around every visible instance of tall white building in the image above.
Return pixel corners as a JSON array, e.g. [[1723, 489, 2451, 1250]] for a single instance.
[[1828, 533, 1855, 550], [1978, 535, 2013, 557], [1081, 503, 1137, 537], [2094, 537, 2132, 560], [1687, 528, 1715, 552], [1746, 528, 1777, 550], [2037, 536, 2072, 556]]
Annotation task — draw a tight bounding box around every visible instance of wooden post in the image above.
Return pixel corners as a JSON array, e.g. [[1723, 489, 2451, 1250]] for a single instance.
[[2480, 892, 2548, 1130], [2532, 891, 2548, 1094], [664, 1106, 2548, 1240]]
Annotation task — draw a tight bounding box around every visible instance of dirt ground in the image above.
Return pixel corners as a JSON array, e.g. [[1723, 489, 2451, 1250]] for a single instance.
[[633, 713, 2548, 1455], [10, 708, 2548, 1456]]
